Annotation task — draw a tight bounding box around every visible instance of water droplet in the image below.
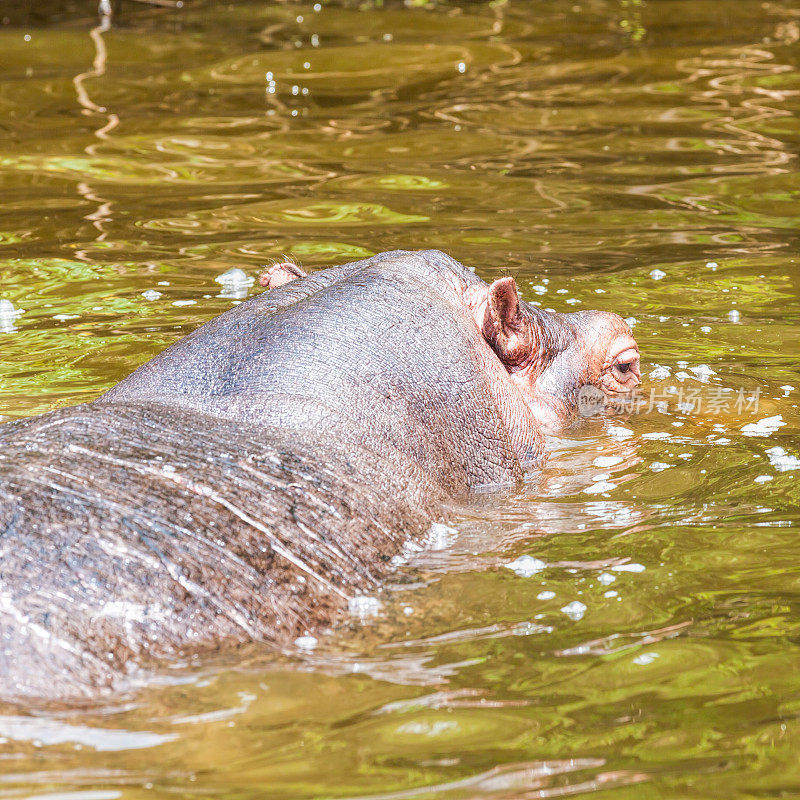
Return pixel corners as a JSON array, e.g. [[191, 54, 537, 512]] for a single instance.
[[612, 563, 646, 573], [561, 601, 587, 620], [505, 555, 547, 577], [348, 595, 382, 618], [216, 268, 253, 288], [741, 415, 785, 437]]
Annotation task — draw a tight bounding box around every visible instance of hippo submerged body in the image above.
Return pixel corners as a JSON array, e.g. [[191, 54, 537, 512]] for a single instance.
[[0, 250, 640, 704]]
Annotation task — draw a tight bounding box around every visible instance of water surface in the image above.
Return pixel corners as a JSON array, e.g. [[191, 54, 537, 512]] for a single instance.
[[1, 0, 800, 797]]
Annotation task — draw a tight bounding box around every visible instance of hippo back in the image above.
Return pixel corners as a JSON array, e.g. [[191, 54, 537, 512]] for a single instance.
[[0, 401, 435, 703], [100, 250, 525, 492]]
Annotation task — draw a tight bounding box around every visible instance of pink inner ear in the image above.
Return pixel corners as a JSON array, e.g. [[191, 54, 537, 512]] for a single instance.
[[489, 277, 522, 328], [483, 277, 534, 366]]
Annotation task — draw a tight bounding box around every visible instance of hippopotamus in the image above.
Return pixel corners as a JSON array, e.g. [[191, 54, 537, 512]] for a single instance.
[[0, 249, 640, 704]]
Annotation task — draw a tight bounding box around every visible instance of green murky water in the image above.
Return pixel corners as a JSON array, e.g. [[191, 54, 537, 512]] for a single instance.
[[2, 0, 800, 796]]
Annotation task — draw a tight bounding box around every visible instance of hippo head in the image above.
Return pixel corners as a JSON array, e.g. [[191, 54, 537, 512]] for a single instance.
[[464, 276, 641, 429], [260, 256, 640, 437]]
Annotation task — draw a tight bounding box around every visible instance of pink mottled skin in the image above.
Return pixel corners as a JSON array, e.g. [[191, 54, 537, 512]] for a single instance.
[[463, 276, 640, 430], [259, 262, 306, 290]]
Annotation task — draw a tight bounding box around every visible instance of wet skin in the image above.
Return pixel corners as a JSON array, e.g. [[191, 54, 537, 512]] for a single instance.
[[0, 249, 638, 704]]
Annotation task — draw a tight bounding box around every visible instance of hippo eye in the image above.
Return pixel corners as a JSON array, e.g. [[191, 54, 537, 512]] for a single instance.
[[616, 361, 632, 374]]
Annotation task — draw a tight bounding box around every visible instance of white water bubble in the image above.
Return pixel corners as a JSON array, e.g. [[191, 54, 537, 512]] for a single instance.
[[642, 432, 671, 441], [561, 601, 587, 620], [604, 590, 619, 598], [427, 522, 458, 550], [612, 563, 646, 573], [0, 299, 23, 332], [649, 365, 671, 381], [532, 285, 547, 295], [0, 298, 20, 318], [607, 425, 634, 440], [141, 289, 162, 301], [700, 326, 711, 334], [505, 555, 547, 577], [649, 269, 666, 280], [741, 415, 785, 437], [583, 481, 616, 495], [593, 455, 624, 468], [348, 595, 382, 618], [649, 462, 672, 472], [766, 446, 800, 471], [537, 590, 556, 600], [624, 316, 637, 327], [754, 475, 773, 484], [216, 267, 253, 288], [172, 300, 196, 307], [728, 309, 741, 323], [633, 652, 660, 665], [216, 268, 254, 299], [598, 572, 616, 585], [689, 364, 716, 382], [705, 261, 719, 270], [294, 634, 317, 650]]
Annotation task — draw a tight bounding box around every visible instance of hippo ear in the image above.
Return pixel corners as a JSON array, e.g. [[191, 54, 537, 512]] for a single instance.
[[482, 277, 534, 367], [260, 261, 307, 290]]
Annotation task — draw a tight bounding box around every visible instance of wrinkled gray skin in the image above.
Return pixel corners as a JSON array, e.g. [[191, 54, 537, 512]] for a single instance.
[[0, 250, 639, 705]]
